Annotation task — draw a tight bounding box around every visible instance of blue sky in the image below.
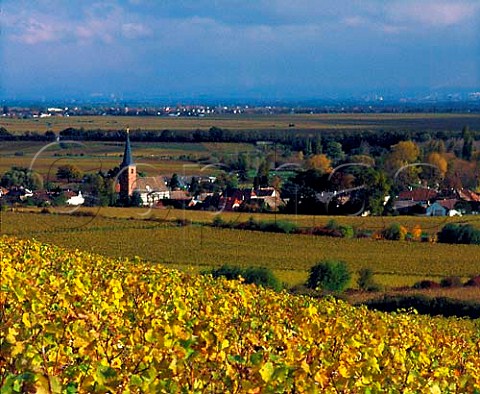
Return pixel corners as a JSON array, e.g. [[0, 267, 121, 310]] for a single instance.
[[1, 0, 479, 101]]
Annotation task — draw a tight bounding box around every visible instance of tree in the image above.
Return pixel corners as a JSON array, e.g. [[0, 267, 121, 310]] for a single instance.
[[385, 141, 420, 189], [305, 154, 332, 173], [423, 152, 448, 186], [426, 153, 447, 177], [57, 165, 82, 183], [129, 191, 143, 207], [1, 166, 43, 190], [253, 159, 270, 189], [462, 126, 474, 161], [215, 173, 238, 191], [312, 135, 323, 154], [81, 173, 115, 206], [169, 173, 180, 190], [325, 141, 345, 163]]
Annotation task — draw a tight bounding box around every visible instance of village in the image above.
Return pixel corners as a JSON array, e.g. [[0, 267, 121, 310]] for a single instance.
[[1, 130, 479, 217]]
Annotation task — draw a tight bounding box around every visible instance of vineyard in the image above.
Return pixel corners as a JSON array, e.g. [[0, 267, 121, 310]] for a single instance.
[[1, 236, 479, 393], [2, 211, 480, 288]]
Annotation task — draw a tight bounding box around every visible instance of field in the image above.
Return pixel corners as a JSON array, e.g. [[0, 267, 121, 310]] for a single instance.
[[1, 236, 479, 392], [0, 140, 256, 177], [2, 211, 479, 292], [3, 113, 480, 134]]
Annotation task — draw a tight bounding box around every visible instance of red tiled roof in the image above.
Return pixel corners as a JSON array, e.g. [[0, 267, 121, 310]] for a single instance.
[[458, 189, 480, 202], [398, 189, 437, 201], [437, 199, 458, 210]]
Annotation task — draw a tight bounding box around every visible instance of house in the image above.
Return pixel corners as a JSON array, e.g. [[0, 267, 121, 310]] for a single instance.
[[219, 189, 252, 211], [393, 200, 425, 215], [134, 176, 170, 206], [394, 188, 438, 215], [250, 187, 284, 211], [66, 191, 85, 206], [425, 202, 447, 216], [217, 188, 284, 212]]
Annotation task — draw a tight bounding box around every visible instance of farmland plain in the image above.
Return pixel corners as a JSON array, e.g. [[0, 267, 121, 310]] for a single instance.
[[3, 113, 480, 134]]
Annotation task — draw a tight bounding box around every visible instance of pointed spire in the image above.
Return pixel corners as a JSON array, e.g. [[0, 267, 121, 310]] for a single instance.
[[121, 127, 134, 167]]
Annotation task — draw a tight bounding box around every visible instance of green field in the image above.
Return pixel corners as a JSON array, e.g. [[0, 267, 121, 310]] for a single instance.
[[2, 211, 479, 290], [2, 113, 479, 134]]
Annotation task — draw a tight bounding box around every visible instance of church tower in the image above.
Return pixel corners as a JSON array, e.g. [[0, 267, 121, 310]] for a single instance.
[[119, 128, 137, 201]]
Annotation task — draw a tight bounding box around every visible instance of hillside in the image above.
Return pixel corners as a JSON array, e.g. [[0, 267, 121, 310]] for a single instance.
[[1, 236, 479, 393]]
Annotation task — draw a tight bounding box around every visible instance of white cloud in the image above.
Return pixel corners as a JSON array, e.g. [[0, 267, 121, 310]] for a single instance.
[[11, 17, 65, 44], [2, 1, 153, 45], [121, 23, 152, 39], [388, 1, 480, 27]]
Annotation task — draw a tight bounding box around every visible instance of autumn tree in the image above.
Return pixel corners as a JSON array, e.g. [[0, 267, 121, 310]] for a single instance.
[[57, 165, 82, 183], [305, 154, 332, 173], [423, 152, 448, 185], [385, 141, 420, 190]]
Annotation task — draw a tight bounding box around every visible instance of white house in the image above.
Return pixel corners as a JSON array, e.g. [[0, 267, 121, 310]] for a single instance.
[[66, 191, 85, 206]]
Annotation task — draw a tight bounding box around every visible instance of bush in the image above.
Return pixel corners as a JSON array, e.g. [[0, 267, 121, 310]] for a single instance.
[[339, 225, 354, 239], [437, 224, 480, 245], [440, 276, 463, 288], [382, 223, 407, 241], [363, 295, 480, 319], [207, 265, 282, 291], [464, 275, 480, 287], [307, 260, 351, 292], [357, 268, 381, 292], [243, 267, 283, 292], [413, 280, 441, 289], [356, 229, 373, 239], [212, 216, 226, 227], [209, 265, 244, 281], [325, 219, 339, 230]]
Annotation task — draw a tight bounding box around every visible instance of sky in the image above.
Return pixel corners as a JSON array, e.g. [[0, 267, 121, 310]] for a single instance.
[[1, 0, 479, 101]]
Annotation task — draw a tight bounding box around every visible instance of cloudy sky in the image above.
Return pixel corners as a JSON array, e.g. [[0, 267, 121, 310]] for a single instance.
[[1, 0, 479, 101]]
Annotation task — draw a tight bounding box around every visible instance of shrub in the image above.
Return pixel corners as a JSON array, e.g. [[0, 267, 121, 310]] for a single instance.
[[464, 275, 480, 287], [243, 267, 283, 292], [357, 268, 381, 292], [440, 276, 463, 288], [209, 265, 244, 281], [363, 295, 480, 319], [382, 223, 408, 241], [356, 229, 373, 239], [339, 225, 354, 239], [207, 265, 282, 291], [307, 260, 351, 292], [437, 224, 480, 245], [325, 219, 339, 230], [411, 225, 422, 240], [212, 216, 226, 227], [273, 220, 298, 234], [413, 280, 441, 289]]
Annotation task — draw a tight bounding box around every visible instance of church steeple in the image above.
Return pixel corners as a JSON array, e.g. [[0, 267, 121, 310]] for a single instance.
[[121, 127, 134, 168], [119, 128, 137, 200]]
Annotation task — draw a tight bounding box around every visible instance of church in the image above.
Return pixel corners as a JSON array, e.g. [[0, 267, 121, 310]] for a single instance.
[[118, 129, 170, 206]]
